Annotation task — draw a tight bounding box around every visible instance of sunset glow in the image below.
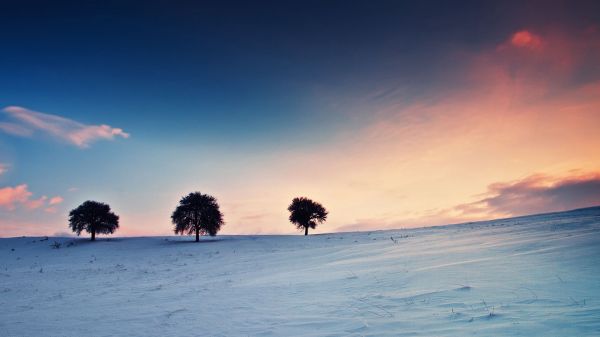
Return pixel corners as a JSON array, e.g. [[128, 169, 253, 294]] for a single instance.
[[1, 1, 599, 237]]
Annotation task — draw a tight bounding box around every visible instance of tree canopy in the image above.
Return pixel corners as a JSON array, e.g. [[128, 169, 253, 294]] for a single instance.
[[288, 197, 328, 235], [68, 200, 119, 241], [172, 192, 224, 241]]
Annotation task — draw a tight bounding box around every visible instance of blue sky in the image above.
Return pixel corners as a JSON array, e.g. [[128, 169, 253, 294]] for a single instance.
[[1, 0, 600, 236]]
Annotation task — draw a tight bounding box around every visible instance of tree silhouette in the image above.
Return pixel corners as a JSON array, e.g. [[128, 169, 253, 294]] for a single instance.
[[68, 201, 119, 241], [172, 192, 224, 242], [288, 197, 328, 235]]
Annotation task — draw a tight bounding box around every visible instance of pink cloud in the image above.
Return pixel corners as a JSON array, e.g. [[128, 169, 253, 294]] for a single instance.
[[48, 196, 64, 205], [0, 122, 34, 136], [0, 184, 63, 212], [68, 124, 129, 148], [0, 184, 32, 210], [24, 195, 47, 210], [492, 27, 600, 84], [1, 106, 130, 148], [510, 30, 543, 50], [44, 197, 64, 213]]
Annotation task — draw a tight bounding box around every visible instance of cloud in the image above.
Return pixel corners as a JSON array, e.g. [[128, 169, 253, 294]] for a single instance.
[[1, 106, 129, 148], [44, 196, 64, 213], [334, 171, 600, 232], [48, 196, 64, 205], [509, 30, 543, 50], [44, 207, 59, 213], [0, 184, 31, 210], [0, 122, 34, 136], [454, 172, 600, 218], [221, 27, 600, 234], [0, 163, 7, 176], [0, 184, 63, 212], [24, 195, 48, 210], [3, 28, 600, 236]]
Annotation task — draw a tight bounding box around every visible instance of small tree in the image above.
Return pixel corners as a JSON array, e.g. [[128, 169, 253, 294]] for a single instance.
[[68, 200, 119, 241], [172, 192, 224, 242], [288, 197, 328, 235]]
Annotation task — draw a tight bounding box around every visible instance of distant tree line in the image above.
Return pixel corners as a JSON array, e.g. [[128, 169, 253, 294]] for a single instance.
[[68, 193, 328, 241]]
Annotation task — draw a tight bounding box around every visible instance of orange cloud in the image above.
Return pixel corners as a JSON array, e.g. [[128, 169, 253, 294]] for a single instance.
[[510, 30, 543, 50]]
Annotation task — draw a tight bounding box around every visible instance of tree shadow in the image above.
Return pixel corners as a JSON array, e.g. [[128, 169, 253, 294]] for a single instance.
[[164, 238, 223, 244], [64, 237, 125, 245]]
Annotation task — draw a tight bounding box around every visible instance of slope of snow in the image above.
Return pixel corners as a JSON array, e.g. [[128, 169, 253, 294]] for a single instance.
[[1, 207, 600, 336]]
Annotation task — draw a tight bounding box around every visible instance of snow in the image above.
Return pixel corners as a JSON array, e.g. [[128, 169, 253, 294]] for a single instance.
[[1, 207, 600, 336]]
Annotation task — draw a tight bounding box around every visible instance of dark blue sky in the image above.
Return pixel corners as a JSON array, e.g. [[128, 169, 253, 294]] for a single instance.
[[3, 0, 596, 144]]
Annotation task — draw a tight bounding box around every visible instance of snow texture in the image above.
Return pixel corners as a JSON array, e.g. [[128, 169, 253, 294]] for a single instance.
[[1, 207, 600, 336]]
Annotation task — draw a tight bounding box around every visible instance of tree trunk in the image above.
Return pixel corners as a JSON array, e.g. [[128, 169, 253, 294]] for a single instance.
[[195, 228, 200, 242], [91, 229, 96, 241], [304, 226, 308, 236]]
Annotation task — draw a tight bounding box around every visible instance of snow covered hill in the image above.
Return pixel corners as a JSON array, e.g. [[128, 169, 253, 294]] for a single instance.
[[2, 207, 600, 336]]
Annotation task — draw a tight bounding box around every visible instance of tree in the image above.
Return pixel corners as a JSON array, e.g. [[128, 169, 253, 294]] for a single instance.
[[288, 197, 328, 235], [172, 192, 224, 242], [68, 200, 119, 241]]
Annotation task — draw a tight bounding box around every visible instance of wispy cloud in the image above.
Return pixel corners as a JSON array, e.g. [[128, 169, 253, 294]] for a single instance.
[[0, 163, 7, 176], [1, 106, 129, 148], [0, 122, 34, 137], [0, 184, 63, 211], [48, 196, 64, 205], [44, 196, 65, 213]]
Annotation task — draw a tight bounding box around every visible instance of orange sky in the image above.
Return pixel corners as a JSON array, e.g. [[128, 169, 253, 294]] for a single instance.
[[139, 28, 600, 235]]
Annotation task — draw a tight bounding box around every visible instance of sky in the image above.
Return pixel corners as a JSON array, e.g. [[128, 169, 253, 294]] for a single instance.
[[1, 0, 600, 237]]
